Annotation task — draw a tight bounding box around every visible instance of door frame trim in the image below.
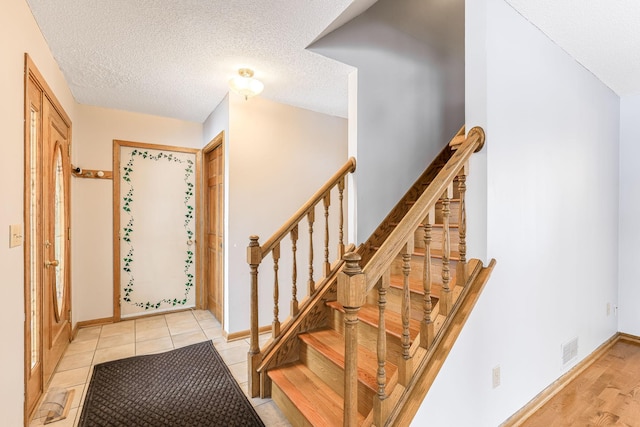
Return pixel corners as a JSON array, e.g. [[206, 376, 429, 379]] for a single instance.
[[112, 140, 202, 320], [202, 131, 225, 328]]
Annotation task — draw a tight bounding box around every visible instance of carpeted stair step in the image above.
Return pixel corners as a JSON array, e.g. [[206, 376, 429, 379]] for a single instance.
[[269, 362, 366, 426], [299, 328, 397, 416]]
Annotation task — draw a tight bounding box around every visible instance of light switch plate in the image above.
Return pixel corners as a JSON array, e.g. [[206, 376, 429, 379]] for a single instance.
[[9, 224, 23, 248]]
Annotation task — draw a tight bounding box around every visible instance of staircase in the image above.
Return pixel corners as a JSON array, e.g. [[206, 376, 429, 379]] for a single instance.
[[246, 127, 495, 426]]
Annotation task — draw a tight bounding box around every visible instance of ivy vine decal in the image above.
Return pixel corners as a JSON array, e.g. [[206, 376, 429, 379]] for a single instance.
[[121, 149, 195, 310]]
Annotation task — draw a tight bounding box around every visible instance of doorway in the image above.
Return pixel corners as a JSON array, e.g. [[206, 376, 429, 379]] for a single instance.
[[203, 132, 224, 323], [24, 54, 72, 419]]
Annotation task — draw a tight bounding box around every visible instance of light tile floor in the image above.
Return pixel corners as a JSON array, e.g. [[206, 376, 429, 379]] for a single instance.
[[30, 309, 291, 427]]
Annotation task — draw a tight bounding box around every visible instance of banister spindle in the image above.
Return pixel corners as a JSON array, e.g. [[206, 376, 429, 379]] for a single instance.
[[337, 252, 365, 427], [401, 244, 411, 359], [323, 192, 331, 276], [376, 278, 388, 399], [291, 225, 299, 316], [457, 165, 468, 285], [272, 243, 281, 337], [307, 209, 315, 294], [420, 209, 435, 349], [338, 177, 346, 259], [247, 235, 262, 397], [440, 185, 453, 315]]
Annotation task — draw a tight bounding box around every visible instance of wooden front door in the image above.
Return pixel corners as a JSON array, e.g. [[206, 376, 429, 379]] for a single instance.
[[42, 97, 72, 383], [204, 133, 224, 322], [24, 55, 72, 419]]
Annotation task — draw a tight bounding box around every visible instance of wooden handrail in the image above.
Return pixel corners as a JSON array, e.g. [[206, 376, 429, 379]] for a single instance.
[[259, 157, 356, 259], [362, 127, 485, 293], [248, 156, 357, 398]]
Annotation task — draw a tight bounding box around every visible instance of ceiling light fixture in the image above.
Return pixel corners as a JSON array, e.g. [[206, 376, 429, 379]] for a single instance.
[[229, 68, 264, 100]]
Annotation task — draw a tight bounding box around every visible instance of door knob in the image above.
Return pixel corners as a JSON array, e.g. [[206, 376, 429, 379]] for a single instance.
[[45, 260, 59, 268]]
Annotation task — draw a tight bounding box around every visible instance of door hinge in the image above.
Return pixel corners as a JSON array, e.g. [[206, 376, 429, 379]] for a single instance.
[[68, 227, 71, 241]]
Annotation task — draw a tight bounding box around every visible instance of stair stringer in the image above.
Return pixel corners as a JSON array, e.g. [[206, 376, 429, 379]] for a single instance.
[[385, 259, 497, 426]]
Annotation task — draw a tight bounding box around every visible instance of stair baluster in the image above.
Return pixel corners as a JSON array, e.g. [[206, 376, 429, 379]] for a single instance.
[[457, 165, 468, 285], [307, 210, 315, 294], [374, 276, 391, 426], [338, 177, 346, 259], [272, 243, 281, 337], [338, 252, 366, 427], [401, 245, 412, 358], [377, 277, 388, 398], [291, 225, 299, 316], [323, 192, 331, 276], [439, 185, 453, 315], [420, 208, 435, 349]]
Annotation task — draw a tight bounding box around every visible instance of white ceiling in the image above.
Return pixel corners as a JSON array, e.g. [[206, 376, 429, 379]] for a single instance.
[[504, 0, 640, 96], [25, 0, 640, 123]]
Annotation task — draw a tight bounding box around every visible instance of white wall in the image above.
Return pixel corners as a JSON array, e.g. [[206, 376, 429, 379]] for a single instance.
[[619, 94, 640, 336], [0, 1, 77, 424], [225, 92, 348, 333], [203, 94, 230, 145], [72, 105, 202, 323], [414, 1, 620, 426], [310, 0, 465, 244]]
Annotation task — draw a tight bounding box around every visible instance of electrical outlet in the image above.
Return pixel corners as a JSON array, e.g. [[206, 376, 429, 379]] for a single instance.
[[492, 365, 501, 388], [9, 224, 23, 248], [607, 302, 611, 316]]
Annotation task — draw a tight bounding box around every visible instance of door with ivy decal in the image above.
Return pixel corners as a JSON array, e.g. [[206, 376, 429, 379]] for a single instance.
[[114, 141, 200, 318]]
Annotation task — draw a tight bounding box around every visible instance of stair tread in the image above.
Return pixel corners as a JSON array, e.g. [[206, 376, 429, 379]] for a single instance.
[[360, 304, 421, 341], [327, 301, 422, 342], [388, 274, 444, 298], [269, 362, 366, 425], [299, 328, 397, 393], [390, 222, 459, 229], [414, 247, 460, 260]]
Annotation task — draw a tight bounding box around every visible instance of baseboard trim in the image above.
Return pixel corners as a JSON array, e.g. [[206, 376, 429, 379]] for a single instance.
[[224, 325, 271, 342], [501, 332, 621, 426], [73, 317, 116, 338]]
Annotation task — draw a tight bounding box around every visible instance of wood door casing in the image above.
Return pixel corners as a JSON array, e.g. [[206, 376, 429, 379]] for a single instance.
[[204, 133, 224, 322]]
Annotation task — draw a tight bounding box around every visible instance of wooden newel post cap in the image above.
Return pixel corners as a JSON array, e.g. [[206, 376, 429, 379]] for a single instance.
[[247, 235, 261, 265], [338, 252, 366, 308]]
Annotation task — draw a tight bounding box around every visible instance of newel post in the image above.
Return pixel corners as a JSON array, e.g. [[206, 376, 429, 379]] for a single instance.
[[247, 235, 262, 398], [338, 252, 366, 427]]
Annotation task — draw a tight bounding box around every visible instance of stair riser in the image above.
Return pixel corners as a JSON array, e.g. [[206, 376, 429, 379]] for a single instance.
[[300, 344, 374, 416], [328, 309, 406, 367], [434, 200, 460, 224], [380, 289, 439, 322], [414, 227, 460, 250]]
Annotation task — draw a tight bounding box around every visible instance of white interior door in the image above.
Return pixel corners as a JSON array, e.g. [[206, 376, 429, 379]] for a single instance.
[[114, 141, 199, 318]]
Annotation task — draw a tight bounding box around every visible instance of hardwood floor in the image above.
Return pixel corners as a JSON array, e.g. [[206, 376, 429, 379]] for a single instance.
[[522, 339, 640, 426]]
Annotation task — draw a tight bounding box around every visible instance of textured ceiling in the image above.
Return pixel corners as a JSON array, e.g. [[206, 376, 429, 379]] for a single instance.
[[505, 0, 640, 96], [26, 1, 640, 123], [26, 0, 360, 122]]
